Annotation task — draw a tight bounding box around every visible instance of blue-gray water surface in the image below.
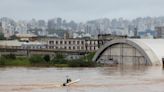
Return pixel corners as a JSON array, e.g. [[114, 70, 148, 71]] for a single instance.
[[0, 66, 164, 92]]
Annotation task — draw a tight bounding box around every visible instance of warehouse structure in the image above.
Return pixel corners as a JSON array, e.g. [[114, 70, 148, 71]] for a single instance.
[[93, 39, 164, 65]]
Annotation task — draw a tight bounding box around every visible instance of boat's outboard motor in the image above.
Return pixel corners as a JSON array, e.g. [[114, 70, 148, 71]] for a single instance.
[[63, 83, 66, 86]]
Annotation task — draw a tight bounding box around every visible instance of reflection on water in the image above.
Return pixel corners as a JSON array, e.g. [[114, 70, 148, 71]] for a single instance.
[[0, 66, 164, 92]]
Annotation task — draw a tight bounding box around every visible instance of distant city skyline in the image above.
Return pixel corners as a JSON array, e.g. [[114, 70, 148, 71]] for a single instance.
[[0, 0, 164, 22]]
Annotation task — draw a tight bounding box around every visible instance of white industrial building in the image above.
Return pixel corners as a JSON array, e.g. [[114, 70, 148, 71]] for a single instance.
[[48, 38, 98, 51], [93, 39, 164, 65]]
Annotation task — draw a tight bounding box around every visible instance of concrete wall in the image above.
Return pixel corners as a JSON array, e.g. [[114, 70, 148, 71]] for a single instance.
[[97, 43, 147, 65]]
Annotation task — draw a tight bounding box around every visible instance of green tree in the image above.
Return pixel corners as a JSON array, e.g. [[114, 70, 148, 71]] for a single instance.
[[81, 52, 96, 62], [29, 55, 46, 65], [43, 55, 50, 62], [0, 56, 7, 65], [51, 53, 67, 64], [0, 32, 5, 40], [67, 52, 96, 67], [3, 54, 16, 60]]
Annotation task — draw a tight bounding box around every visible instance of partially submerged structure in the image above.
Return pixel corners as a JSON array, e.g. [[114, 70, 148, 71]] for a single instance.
[[93, 39, 164, 65]]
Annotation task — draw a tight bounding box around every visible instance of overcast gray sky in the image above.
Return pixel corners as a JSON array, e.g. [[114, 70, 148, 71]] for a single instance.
[[0, 0, 164, 22]]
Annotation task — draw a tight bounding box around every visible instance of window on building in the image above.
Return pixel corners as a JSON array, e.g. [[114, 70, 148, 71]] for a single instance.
[[65, 41, 67, 44], [81, 46, 84, 50], [69, 41, 71, 44], [94, 41, 96, 45], [69, 46, 71, 50], [49, 46, 54, 49], [73, 46, 75, 50], [73, 41, 75, 44], [60, 41, 63, 44], [49, 41, 54, 44], [56, 41, 58, 44], [81, 41, 84, 45], [77, 41, 80, 44]]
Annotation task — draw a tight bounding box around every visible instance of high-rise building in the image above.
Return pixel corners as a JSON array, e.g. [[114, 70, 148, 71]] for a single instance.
[[155, 26, 164, 38], [0, 22, 3, 33], [134, 27, 138, 37], [47, 19, 56, 29]]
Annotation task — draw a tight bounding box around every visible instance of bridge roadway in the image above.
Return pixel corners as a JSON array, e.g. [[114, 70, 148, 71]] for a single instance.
[[0, 47, 89, 56]]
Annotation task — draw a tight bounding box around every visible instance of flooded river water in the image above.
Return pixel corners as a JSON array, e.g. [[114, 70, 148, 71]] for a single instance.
[[0, 66, 164, 92]]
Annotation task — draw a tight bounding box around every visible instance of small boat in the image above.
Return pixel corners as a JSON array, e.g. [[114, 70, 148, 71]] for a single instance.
[[63, 79, 80, 86]]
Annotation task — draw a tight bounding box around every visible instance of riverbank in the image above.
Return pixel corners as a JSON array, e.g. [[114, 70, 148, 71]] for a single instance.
[[0, 53, 98, 67]]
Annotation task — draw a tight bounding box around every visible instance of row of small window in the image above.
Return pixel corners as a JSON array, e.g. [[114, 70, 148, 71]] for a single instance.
[[86, 41, 98, 45], [49, 40, 84, 45], [21, 46, 46, 49], [49, 46, 98, 50], [49, 46, 85, 50], [86, 46, 98, 50]]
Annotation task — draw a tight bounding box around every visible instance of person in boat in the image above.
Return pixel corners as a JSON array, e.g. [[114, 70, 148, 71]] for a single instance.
[[63, 76, 72, 86], [66, 76, 72, 83]]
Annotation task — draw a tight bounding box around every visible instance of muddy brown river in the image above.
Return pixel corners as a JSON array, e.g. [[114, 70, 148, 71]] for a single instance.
[[0, 66, 164, 92]]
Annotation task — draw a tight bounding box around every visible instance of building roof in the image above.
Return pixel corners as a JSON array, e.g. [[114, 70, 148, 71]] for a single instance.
[[16, 34, 37, 38], [129, 39, 164, 64], [0, 40, 45, 46], [22, 41, 46, 45], [0, 40, 23, 46], [93, 39, 164, 65]]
